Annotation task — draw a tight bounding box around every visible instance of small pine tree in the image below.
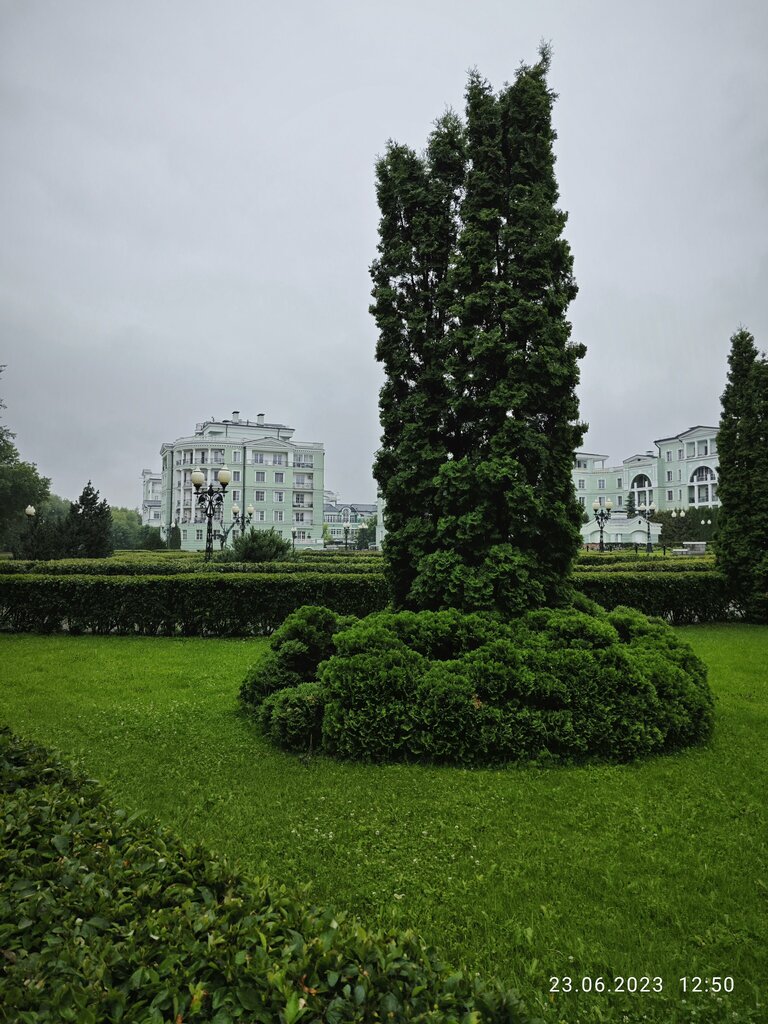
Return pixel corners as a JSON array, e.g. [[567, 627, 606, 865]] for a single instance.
[[168, 524, 182, 550], [65, 481, 113, 558], [624, 491, 637, 519], [716, 328, 768, 620], [223, 527, 293, 563]]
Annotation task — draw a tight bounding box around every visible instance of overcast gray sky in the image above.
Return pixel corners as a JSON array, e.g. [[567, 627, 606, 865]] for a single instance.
[[2, 0, 767, 509]]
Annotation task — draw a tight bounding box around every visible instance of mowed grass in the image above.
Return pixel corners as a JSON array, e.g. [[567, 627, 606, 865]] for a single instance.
[[1, 625, 765, 1022]]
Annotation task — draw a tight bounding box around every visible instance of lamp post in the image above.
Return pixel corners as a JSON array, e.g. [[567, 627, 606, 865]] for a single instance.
[[192, 465, 231, 561], [591, 499, 613, 552], [24, 505, 37, 558], [700, 517, 712, 545], [291, 527, 297, 551], [343, 525, 349, 550], [219, 503, 254, 549], [637, 502, 656, 555]]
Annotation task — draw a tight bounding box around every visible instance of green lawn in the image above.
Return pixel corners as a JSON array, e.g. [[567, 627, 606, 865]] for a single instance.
[[1, 625, 765, 1023]]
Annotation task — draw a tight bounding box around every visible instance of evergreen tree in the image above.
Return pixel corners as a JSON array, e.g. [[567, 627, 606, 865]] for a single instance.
[[624, 491, 637, 519], [168, 524, 182, 550], [716, 328, 768, 621], [371, 49, 585, 615], [66, 481, 113, 558]]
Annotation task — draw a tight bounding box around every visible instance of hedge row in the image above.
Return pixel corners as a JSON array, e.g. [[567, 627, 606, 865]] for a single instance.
[[573, 571, 734, 624], [0, 569, 736, 635], [0, 573, 388, 636], [0, 558, 383, 577], [0, 727, 533, 1023], [576, 550, 714, 565], [574, 557, 715, 573]]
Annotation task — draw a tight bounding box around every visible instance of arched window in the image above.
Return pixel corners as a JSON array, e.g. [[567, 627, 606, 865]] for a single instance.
[[630, 473, 653, 509], [689, 465, 717, 506]]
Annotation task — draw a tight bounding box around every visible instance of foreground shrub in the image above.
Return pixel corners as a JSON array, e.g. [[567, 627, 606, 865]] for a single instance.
[[239, 605, 357, 708], [0, 727, 535, 1023], [247, 604, 715, 766]]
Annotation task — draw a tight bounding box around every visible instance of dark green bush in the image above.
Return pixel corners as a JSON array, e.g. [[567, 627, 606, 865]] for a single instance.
[[0, 574, 386, 637], [217, 526, 294, 562], [260, 682, 326, 751], [239, 605, 359, 711], [258, 605, 714, 766], [572, 570, 735, 623], [0, 727, 536, 1023]]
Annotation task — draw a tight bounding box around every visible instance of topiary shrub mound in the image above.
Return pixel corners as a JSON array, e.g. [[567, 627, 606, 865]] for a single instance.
[[240, 604, 714, 765]]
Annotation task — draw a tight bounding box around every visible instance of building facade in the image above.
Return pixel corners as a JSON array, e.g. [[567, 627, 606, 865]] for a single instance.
[[323, 493, 377, 546], [575, 425, 719, 547], [158, 411, 325, 551], [141, 469, 162, 527]]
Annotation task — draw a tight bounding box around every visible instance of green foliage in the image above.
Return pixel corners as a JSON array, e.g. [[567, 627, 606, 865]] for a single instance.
[[624, 490, 637, 518], [0, 573, 386, 636], [110, 506, 143, 549], [0, 369, 51, 554], [138, 524, 165, 550], [355, 515, 377, 549], [219, 526, 294, 563], [249, 604, 714, 765], [259, 682, 326, 751], [573, 570, 733, 623], [65, 481, 113, 558], [0, 726, 536, 1023], [716, 327, 768, 621], [240, 605, 358, 709], [168, 523, 182, 549], [372, 52, 585, 616]]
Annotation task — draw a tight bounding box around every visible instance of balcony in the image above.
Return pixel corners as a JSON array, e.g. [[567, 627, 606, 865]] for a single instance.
[[293, 460, 314, 468], [292, 500, 313, 509]]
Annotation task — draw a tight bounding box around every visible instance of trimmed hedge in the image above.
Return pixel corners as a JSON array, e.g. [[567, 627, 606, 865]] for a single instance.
[[0, 573, 388, 636], [240, 604, 715, 765], [0, 558, 383, 576], [0, 727, 535, 1023], [573, 571, 735, 624], [574, 557, 715, 573]]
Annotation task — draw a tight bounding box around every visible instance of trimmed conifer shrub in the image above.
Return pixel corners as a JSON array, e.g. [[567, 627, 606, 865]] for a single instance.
[[240, 604, 714, 766]]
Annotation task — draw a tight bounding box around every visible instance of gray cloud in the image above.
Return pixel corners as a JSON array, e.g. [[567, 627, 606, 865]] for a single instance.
[[2, 0, 766, 507]]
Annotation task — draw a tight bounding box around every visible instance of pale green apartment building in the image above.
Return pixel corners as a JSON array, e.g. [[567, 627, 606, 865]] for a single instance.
[[159, 411, 325, 551], [575, 425, 719, 546]]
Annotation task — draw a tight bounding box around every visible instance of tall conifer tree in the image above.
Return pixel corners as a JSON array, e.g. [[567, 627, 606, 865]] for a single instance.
[[716, 328, 768, 621], [371, 48, 585, 614], [66, 481, 114, 558]]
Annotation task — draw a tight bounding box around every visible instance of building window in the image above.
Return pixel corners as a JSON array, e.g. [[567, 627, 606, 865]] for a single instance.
[[598, 479, 605, 489], [252, 452, 264, 464], [232, 490, 240, 503], [667, 471, 673, 482], [274, 491, 284, 503], [294, 511, 305, 523], [577, 479, 585, 490], [196, 529, 203, 541], [273, 454, 286, 466], [667, 490, 673, 501], [597, 495, 605, 507], [578, 496, 585, 507], [687, 442, 696, 457], [232, 450, 241, 463], [678, 448, 684, 460], [274, 510, 284, 523], [182, 529, 187, 540], [616, 478, 622, 489], [666, 450, 672, 461], [617, 495, 623, 507], [257, 510, 266, 522], [233, 470, 241, 483], [697, 440, 708, 456], [274, 472, 284, 484], [254, 490, 265, 502], [255, 471, 266, 482]]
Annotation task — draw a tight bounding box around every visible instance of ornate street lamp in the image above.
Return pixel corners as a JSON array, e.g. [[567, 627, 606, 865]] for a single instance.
[[192, 465, 231, 561], [591, 499, 613, 552], [637, 502, 656, 555], [218, 503, 254, 549]]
